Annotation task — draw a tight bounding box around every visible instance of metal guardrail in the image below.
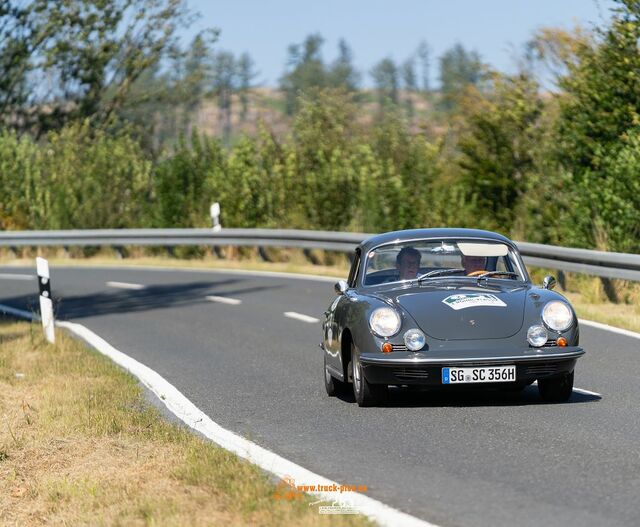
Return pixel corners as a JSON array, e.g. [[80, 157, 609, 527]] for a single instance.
[[1, 228, 640, 281]]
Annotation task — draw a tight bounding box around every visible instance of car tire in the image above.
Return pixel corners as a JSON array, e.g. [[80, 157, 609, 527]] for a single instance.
[[351, 344, 387, 407], [538, 371, 574, 403], [324, 354, 348, 396]]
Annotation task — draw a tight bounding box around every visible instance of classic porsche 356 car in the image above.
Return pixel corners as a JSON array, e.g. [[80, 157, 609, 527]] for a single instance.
[[321, 228, 585, 406]]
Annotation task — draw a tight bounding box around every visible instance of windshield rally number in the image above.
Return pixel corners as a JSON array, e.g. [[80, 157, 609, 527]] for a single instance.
[[442, 365, 516, 384]]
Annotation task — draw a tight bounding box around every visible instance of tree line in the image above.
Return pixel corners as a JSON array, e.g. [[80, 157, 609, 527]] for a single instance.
[[1, 0, 640, 255]]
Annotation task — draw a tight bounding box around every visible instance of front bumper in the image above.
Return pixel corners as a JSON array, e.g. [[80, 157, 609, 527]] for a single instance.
[[359, 346, 584, 386]]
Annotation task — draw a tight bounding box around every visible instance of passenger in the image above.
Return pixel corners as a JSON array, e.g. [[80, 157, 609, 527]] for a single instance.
[[396, 247, 421, 280], [461, 255, 488, 275]]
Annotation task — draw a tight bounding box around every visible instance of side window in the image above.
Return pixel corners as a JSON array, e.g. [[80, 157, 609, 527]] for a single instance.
[[347, 249, 361, 287]]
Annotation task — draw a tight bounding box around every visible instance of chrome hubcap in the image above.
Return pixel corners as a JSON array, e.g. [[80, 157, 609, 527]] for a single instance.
[[353, 353, 361, 394]]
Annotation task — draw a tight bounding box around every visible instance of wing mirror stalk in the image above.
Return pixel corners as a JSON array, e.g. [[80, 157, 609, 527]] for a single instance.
[[335, 280, 348, 295]]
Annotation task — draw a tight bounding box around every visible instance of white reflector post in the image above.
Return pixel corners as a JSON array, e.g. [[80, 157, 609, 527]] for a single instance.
[[210, 202, 221, 232], [36, 256, 55, 343]]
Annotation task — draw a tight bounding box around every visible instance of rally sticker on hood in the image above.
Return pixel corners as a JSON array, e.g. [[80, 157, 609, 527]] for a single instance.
[[442, 293, 507, 310]]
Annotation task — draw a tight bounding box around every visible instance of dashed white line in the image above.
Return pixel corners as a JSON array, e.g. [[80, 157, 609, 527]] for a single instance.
[[0, 273, 34, 281], [284, 311, 319, 324], [206, 295, 242, 305], [106, 281, 146, 290]]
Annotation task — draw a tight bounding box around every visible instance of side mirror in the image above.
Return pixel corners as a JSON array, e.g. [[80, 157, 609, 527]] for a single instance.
[[542, 275, 556, 290], [334, 280, 348, 295]]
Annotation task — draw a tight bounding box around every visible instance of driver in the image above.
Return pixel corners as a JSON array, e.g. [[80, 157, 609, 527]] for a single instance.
[[396, 247, 421, 280], [461, 255, 487, 275]]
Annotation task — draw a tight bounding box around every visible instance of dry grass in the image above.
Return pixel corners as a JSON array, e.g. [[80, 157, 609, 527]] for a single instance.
[[0, 321, 373, 527]]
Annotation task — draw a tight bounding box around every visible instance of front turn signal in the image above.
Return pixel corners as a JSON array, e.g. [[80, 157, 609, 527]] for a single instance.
[[381, 342, 393, 353]]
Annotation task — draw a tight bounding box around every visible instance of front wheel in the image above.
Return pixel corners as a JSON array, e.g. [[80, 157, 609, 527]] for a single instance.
[[538, 371, 574, 403], [324, 354, 348, 396], [352, 344, 387, 407]]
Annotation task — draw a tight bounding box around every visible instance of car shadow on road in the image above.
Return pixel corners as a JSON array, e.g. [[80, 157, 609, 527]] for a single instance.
[[0, 278, 284, 320], [336, 385, 601, 407]]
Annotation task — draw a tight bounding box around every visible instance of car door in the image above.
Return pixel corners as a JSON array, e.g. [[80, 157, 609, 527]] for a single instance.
[[324, 248, 361, 377]]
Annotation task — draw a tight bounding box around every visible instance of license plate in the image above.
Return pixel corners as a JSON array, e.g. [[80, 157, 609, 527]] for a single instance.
[[442, 365, 516, 384]]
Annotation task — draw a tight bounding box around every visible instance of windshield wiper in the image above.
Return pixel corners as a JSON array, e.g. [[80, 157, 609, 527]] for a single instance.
[[476, 271, 519, 281], [417, 268, 466, 282]]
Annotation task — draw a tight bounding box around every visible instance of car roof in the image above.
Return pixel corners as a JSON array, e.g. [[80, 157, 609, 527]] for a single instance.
[[358, 228, 516, 252]]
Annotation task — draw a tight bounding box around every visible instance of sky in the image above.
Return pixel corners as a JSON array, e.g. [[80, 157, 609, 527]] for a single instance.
[[184, 0, 616, 87]]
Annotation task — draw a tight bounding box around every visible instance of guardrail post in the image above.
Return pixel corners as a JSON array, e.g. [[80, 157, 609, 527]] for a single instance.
[[36, 257, 55, 343], [600, 277, 618, 303], [557, 270, 566, 290]]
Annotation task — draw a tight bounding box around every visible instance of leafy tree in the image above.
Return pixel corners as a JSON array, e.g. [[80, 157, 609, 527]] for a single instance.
[[545, 1, 640, 250], [0, 0, 204, 137], [370, 58, 399, 107], [211, 51, 237, 141], [416, 40, 430, 92], [401, 57, 417, 120], [439, 43, 484, 110], [528, 26, 593, 84], [457, 73, 543, 230], [153, 132, 223, 228], [0, 129, 41, 229], [280, 34, 327, 115], [328, 39, 360, 90], [556, 0, 640, 171], [237, 52, 258, 122], [181, 35, 213, 121], [291, 88, 362, 230], [0, 1, 48, 129]]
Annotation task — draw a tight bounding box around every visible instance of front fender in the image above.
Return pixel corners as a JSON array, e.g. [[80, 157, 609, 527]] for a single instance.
[[337, 293, 421, 355]]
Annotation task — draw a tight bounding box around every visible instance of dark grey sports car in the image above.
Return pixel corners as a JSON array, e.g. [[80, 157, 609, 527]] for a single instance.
[[321, 228, 585, 406]]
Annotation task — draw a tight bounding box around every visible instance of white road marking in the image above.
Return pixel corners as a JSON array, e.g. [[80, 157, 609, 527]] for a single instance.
[[579, 318, 640, 341], [106, 281, 145, 290], [0, 301, 436, 527], [284, 311, 320, 324], [572, 387, 602, 397], [206, 295, 242, 305], [532, 380, 602, 398], [0, 273, 34, 281]]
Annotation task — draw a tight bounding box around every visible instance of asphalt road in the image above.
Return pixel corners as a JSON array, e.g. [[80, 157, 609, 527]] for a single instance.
[[1, 265, 638, 527]]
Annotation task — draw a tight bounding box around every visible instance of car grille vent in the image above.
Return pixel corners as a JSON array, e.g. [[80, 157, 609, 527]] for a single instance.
[[391, 344, 408, 352], [524, 363, 561, 376], [393, 369, 430, 381]]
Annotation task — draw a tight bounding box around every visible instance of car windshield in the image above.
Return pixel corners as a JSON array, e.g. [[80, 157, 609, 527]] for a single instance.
[[362, 239, 526, 286]]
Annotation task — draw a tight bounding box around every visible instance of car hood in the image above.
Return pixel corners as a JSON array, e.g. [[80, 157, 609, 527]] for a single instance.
[[376, 281, 529, 340]]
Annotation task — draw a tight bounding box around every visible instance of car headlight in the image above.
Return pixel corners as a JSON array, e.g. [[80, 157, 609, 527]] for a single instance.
[[369, 307, 401, 337], [542, 301, 573, 331], [403, 329, 426, 351], [527, 324, 548, 347]]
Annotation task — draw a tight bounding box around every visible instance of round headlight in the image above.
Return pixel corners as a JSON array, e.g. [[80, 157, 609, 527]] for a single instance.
[[527, 325, 548, 347], [542, 301, 573, 331], [403, 329, 426, 351], [369, 307, 401, 337]]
